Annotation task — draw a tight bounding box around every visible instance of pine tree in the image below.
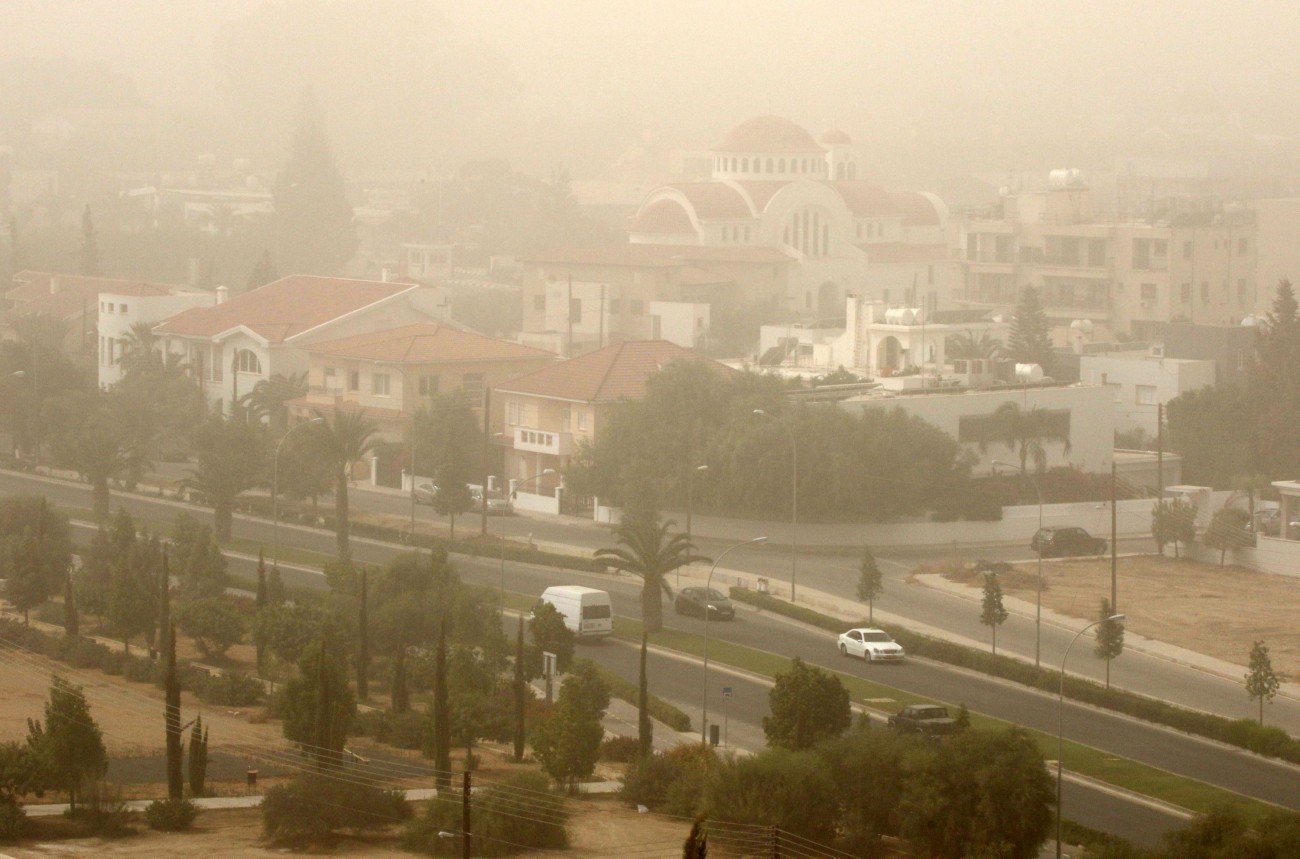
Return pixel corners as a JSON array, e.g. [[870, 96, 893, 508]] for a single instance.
[[638, 630, 653, 758], [513, 615, 526, 762], [980, 572, 1009, 654], [27, 676, 107, 811], [78, 205, 100, 276], [272, 89, 357, 275], [1093, 598, 1125, 689], [1007, 286, 1053, 368], [1245, 640, 1281, 726], [187, 715, 208, 797]]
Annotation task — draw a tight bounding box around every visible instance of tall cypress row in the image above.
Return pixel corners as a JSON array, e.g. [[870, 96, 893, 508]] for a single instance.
[[356, 567, 369, 700], [433, 621, 450, 787], [513, 616, 526, 762], [164, 621, 183, 799]]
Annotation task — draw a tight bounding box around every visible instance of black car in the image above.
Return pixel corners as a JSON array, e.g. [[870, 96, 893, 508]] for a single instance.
[[888, 705, 958, 736], [1030, 526, 1107, 558], [674, 587, 735, 620]]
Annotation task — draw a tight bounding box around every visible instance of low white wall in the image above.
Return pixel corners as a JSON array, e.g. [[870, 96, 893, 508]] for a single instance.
[[1187, 536, 1300, 580], [513, 489, 561, 515]]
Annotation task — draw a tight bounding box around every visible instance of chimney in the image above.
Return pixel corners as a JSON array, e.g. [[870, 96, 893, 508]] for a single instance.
[[215, 285, 229, 305]]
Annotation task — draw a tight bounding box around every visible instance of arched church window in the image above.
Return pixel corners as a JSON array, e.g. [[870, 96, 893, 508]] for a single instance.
[[741, 158, 749, 172]]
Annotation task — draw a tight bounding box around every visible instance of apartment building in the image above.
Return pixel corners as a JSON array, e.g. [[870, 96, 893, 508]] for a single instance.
[[958, 181, 1257, 343]]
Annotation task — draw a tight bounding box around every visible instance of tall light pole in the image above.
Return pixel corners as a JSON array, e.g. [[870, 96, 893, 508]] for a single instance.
[[753, 409, 798, 602], [702, 536, 768, 744], [502, 469, 555, 616], [994, 459, 1044, 669], [682, 464, 708, 589], [382, 364, 420, 545], [272, 417, 325, 562], [1057, 613, 1125, 858]]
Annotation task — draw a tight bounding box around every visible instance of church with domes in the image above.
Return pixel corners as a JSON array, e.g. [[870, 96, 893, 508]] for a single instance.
[[628, 116, 954, 321]]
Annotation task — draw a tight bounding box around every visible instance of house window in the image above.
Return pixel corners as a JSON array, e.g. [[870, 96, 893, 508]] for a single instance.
[[1135, 385, 1157, 405], [235, 349, 262, 374], [418, 374, 439, 396], [347, 370, 360, 392], [577, 411, 588, 431], [533, 294, 545, 312], [120, 304, 129, 314], [372, 373, 390, 396], [506, 402, 521, 426], [462, 373, 484, 401]]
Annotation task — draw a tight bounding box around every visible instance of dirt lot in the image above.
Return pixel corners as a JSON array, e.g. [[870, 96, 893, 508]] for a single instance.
[[3, 799, 694, 858], [944, 554, 1300, 679]]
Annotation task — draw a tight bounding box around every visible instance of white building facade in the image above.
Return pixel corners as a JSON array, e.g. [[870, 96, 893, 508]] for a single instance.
[[98, 288, 214, 387], [1078, 349, 1216, 437]]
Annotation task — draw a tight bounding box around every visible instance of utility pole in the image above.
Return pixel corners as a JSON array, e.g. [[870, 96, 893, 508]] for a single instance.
[[480, 386, 491, 537], [566, 274, 573, 358], [1111, 461, 1118, 612], [461, 771, 471, 859], [1156, 402, 1164, 498]]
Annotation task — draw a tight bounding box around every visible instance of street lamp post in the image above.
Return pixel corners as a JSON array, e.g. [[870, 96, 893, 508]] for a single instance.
[[994, 459, 1045, 669], [1057, 613, 1125, 858], [753, 409, 798, 602], [702, 536, 768, 744], [502, 469, 556, 616], [383, 365, 420, 545], [682, 464, 708, 589], [272, 417, 325, 563]]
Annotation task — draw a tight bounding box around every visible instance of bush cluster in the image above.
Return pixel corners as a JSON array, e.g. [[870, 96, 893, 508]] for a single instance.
[[352, 709, 427, 750], [0, 802, 26, 843], [727, 588, 1300, 764], [145, 797, 198, 831], [598, 736, 641, 763], [405, 771, 568, 856], [261, 775, 410, 848]]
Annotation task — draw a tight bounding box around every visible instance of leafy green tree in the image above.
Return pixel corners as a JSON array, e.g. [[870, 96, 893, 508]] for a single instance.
[[308, 407, 378, 555], [1160, 805, 1300, 858], [702, 747, 840, 845], [763, 657, 851, 750], [272, 88, 357, 276], [0, 316, 87, 457], [595, 509, 705, 632], [77, 512, 136, 619], [172, 518, 228, 600], [855, 545, 883, 623], [530, 662, 610, 791], [1205, 506, 1252, 566], [414, 393, 480, 539], [256, 601, 330, 665], [444, 646, 511, 766], [370, 553, 446, 714], [980, 572, 1009, 654], [1245, 640, 1281, 726], [356, 566, 369, 700], [185, 416, 269, 540], [187, 716, 209, 797], [899, 726, 1053, 859], [78, 204, 100, 276], [44, 390, 150, 520], [176, 597, 245, 659], [107, 530, 161, 652], [1, 532, 52, 624], [813, 727, 911, 853], [430, 623, 451, 787], [27, 677, 107, 811], [1094, 598, 1125, 690], [1152, 498, 1197, 559], [1166, 384, 1256, 488], [280, 638, 356, 762], [1007, 286, 1053, 368], [0, 740, 47, 806], [112, 341, 200, 458], [528, 601, 576, 675], [1250, 280, 1300, 481]]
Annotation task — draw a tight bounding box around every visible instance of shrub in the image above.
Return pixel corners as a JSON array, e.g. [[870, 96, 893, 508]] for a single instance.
[[122, 653, 158, 683], [599, 736, 641, 763], [621, 743, 717, 815], [70, 781, 133, 836], [405, 771, 567, 856], [145, 797, 198, 831], [59, 636, 111, 669], [0, 802, 26, 843], [702, 748, 840, 845], [196, 671, 264, 707], [577, 660, 692, 732], [262, 775, 409, 848], [353, 710, 426, 750]]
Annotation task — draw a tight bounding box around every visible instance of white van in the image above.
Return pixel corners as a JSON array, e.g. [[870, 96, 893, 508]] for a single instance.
[[539, 586, 613, 640]]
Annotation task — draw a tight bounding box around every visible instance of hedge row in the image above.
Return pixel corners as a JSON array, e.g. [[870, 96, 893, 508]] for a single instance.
[[727, 587, 1300, 764], [577, 658, 693, 733], [0, 619, 263, 707]]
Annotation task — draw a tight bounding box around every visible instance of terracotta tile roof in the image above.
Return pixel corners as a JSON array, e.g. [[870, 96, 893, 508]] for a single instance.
[[6, 271, 177, 320], [302, 322, 555, 364], [153, 275, 415, 343], [677, 265, 732, 286], [734, 181, 789, 213], [663, 182, 752, 218], [495, 340, 735, 404], [830, 183, 942, 225], [525, 244, 792, 268], [285, 396, 407, 421], [629, 200, 696, 235]]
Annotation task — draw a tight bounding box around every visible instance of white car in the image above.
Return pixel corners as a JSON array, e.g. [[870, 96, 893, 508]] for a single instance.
[[837, 628, 905, 662]]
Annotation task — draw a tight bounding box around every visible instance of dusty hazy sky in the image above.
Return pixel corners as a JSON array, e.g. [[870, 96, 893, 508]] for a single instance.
[[2, 0, 1298, 176]]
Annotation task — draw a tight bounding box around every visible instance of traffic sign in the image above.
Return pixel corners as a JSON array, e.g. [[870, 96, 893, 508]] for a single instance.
[[722, 686, 733, 698]]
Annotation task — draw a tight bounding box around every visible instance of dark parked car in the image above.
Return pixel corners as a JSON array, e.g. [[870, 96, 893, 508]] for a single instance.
[[1030, 526, 1107, 558], [674, 587, 735, 620], [888, 705, 958, 736]]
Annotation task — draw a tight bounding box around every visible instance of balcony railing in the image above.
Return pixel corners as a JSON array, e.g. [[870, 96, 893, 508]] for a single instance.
[[513, 426, 574, 456]]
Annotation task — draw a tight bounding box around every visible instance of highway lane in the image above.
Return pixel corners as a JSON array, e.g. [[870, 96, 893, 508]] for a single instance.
[[271, 478, 1300, 733], [10, 470, 1300, 815]]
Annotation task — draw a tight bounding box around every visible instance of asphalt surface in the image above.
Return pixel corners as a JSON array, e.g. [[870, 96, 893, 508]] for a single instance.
[[5, 471, 1298, 844], [354, 484, 1300, 733]]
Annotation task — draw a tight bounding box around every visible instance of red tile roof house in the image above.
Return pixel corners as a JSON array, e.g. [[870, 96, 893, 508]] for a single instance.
[[152, 275, 452, 417], [491, 339, 735, 514], [2, 271, 196, 367]]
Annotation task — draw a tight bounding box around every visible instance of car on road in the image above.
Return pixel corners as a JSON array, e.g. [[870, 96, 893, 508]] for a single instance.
[[538, 585, 613, 640], [888, 705, 958, 735], [837, 628, 905, 662], [471, 487, 514, 516], [1030, 526, 1107, 558], [674, 587, 735, 620], [412, 482, 439, 505]]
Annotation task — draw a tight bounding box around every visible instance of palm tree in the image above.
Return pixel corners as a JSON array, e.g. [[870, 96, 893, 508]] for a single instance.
[[118, 321, 163, 376], [183, 416, 269, 540], [594, 509, 707, 632], [241, 372, 308, 430], [311, 408, 379, 555], [45, 390, 148, 520], [946, 330, 1003, 361], [979, 401, 1071, 491]]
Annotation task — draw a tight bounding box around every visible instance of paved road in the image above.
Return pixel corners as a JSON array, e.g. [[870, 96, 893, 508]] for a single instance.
[[6, 472, 1299, 836], [349, 483, 1300, 734]]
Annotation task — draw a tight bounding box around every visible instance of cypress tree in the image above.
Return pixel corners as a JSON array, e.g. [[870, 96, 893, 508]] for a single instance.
[[513, 615, 526, 762], [63, 564, 78, 638], [356, 566, 369, 700], [254, 550, 267, 672], [638, 630, 653, 758], [187, 715, 208, 797], [433, 621, 450, 788], [78, 204, 100, 276], [390, 642, 409, 714], [165, 621, 183, 799]]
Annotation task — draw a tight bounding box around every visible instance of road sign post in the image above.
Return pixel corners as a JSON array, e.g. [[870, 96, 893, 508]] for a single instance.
[[542, 651, 557, 704]]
